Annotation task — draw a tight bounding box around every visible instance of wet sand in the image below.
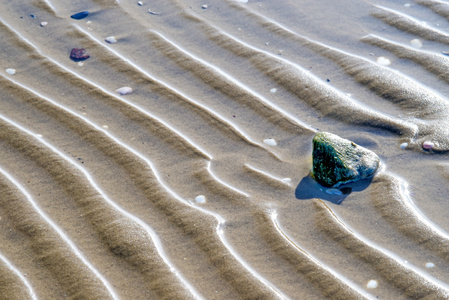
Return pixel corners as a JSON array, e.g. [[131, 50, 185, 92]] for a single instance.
[[1, 0, 449, 299]]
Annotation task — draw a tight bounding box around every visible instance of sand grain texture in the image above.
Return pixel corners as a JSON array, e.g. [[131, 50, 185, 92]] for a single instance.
[[1, 0, 449, 299]]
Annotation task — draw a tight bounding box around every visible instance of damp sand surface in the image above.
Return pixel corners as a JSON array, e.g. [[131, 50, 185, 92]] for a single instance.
[[1, 0, 449, 299]]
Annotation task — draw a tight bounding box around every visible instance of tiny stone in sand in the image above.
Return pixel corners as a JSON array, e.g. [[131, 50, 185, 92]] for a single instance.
[[270, 88, 277, 93], [263, 138, 277, 146], [422, 141, 434, 150], [426, 262, 435, 268], [105, 36, 117, 44], [376, 56, 391, 66], [6, 68, 16, 75], [138, 1, 143, 5], [70, 48, 90, 61], [195, 195, 206, 204], [40, 22, 48, 27], [282, 178, 291, 182], [202, 4, 208, 9], [116, 87, 133, 95], [71, 11, 89, 20], [400, 142, 408, 149], [410, 39, 422, 48], [366, 280, 378, 289]]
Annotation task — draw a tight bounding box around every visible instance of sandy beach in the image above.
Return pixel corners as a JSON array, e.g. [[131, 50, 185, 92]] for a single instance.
[[1, 0, 449, 298]]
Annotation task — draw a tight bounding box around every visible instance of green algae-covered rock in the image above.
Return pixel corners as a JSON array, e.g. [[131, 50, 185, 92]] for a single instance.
[[312, 132, 380, 187]]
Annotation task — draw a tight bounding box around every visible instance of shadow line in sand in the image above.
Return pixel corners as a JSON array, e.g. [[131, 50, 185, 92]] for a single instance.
[[295, 174, 373, 204]]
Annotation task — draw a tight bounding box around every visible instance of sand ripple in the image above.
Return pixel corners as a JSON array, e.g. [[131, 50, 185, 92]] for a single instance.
[[1, 0, 449, 299]]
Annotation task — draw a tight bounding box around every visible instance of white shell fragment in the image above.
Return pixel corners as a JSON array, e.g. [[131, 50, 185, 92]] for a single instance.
[[366, 280, 378, 289], [263, 138, 277, 146], [105, 36, 117, 44], [138, 1, 143, 5], [376, 56, 391, 66], [270, 88, 277, 93], [400, 142, 408, 149], [6, 68, 16, 75], [195, 195, 206, 204], [40, 21, 48, 27], [202, 4, 208, 9], [148, 8, 160, 15], [426, 262, 435, 268], [410, 39, 422, 48], [116, 87, 133, 95], [423, 141, 434, 150]]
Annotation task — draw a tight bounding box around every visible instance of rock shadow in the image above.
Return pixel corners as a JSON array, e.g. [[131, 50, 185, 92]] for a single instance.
[[295, 174, 373, 204]]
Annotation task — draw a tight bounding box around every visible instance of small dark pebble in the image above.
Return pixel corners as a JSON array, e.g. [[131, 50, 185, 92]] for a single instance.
[[30, 14, 36, 18], [70, 48, 90, 61], [71, 11, 89, 20], [326, 79, 330, 82]]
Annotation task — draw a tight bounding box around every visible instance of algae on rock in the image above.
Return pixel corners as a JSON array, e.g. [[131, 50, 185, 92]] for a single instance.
[[312, 132, 380, 187]]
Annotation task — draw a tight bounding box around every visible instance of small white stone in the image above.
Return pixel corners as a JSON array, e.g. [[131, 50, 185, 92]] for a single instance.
[[202, 4, 208, 9], [400, 142, 408, 149], [377, 56, 391, 66], [366, 280, 378, 289], [116, 87, 133, 95], [404, 3, 411, 7], [6, 68, 16, 75], [40, 21, 48, 27], [410, 39, 422, 48], [105, 36, 117, 44], [282, 178, 291, 182], [77, 62, 84, 67], [138, 1, 143, 5], [86, 21, 92, 24], [102, 125, 109, 129], [270, 88, 277, 93], [195, 195, 206, 204], [263, 138, 277, 146], [423, 141, 434, 150], [426, 262, 435, 268]]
